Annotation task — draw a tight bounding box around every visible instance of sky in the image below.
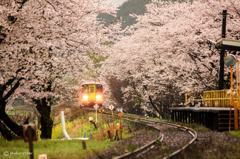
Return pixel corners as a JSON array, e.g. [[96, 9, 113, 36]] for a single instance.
[[107, 0, 128, 5]]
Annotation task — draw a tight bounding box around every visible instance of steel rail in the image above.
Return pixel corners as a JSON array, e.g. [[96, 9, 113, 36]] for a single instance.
[[81, 107, 197, 158], [118, 114, 197, 159], [114, 118, 163, 159]]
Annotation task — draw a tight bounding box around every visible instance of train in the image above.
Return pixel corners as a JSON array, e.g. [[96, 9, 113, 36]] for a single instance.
[[79, 82, 104, 106]]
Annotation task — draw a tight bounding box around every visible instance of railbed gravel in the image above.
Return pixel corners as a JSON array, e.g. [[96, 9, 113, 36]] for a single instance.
[[87, 121, 240, 159], [87, 123, 192, 159]]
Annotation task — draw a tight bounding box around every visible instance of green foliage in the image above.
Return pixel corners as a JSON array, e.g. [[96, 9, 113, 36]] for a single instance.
[[71, 122, 98, 138], [183, 142, 188, 146], [37, 130, 41, 140], [229, 130, 240, 139], [100, 41, 114, 46], [86, 53, 108, 68], [83, 53, 108, 79], [131, 90, 142, 103], [162, 146, 169, 150], [154, 140, 162, 146], [129, 144, 137, 152], [51, 121, 73, 139], [171, 122, 210, 131], [185, 123, 210, 131]]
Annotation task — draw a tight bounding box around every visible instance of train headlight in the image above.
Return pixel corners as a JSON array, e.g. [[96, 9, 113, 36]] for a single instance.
[[83, 94, 88, 101], [96, 95, 102, 101]]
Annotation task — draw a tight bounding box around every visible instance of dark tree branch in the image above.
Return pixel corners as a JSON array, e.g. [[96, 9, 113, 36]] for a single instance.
[[3, 77, 24, 102]]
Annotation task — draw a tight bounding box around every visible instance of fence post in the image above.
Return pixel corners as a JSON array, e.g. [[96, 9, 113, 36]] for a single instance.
[[93, 104, 99, 123], [23, 124, 37, 159], [118, 113, 124, 140], [107, 130, 112, 140], [109, 105, 115, 127], [234, 101, 238, 130], [114, 130, 119, 141], [185, 93, 187, 107], [82, 141, 87, 150]]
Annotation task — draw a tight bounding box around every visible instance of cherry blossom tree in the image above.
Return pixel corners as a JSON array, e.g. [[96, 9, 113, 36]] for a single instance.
[[102, 0, 240, 118], [22, 51, 93, 138], [0, 0, 120, 139]]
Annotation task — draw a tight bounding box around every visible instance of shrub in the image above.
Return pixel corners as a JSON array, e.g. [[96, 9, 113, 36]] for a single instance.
[[52, 121, 73, 139]]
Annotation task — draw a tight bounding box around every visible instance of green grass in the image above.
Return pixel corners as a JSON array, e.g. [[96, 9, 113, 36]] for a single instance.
[[52, 121, 73, 139], [2, 108, 164, 159], [7, 105, 39, 116], [162, 146, 168, 150], [154, 140, 162, 146], [143, 116, 168, 122], [0, 138, 115, 159], [11, 105, 26, 110], [70, 121, 102, 139], [7, 105, 58, 116], [6, 105, 27, 115], [1, 110, 136, 159], [125, 114, 210, 131], [171, 122, 210, 131], [129, 144, 136, 152], [51, 105, 58, 109], [123, 113, 168, 122], [184, 123, 210, 131], [229, 130, 240, 139], [53, 118, 61, 125]]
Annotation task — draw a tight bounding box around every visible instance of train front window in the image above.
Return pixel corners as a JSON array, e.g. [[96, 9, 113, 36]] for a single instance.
[[96, 85, 102, 93], [82, 85, 89, 93], [90, 86, 94, 93]]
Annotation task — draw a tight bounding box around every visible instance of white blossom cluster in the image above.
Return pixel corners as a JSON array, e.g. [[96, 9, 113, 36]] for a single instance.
[[0, 0, 121, 110], [101, 0, 240, 114]]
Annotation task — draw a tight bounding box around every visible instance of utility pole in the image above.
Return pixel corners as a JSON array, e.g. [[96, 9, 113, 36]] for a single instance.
[[219, 10, 227, 90]]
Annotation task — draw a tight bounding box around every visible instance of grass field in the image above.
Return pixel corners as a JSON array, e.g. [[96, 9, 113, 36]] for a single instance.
[[2, 105, 239, 159], [7, 105, 58, 116], [1, 105, 135, 159], [0, 138, 116, 159], [229, 130, 240, 139]]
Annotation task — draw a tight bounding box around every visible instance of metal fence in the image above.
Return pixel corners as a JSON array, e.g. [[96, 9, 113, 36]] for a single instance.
[[185, 89, 238, 107]]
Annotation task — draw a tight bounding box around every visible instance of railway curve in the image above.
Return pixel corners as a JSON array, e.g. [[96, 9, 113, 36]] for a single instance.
[[81, 106, 197, 159]]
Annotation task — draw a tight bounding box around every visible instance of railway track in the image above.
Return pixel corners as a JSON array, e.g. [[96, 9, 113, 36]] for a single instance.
[[81, 106, 197, 159], [114, 117, 163, 159], [115, 115, 197, 159]]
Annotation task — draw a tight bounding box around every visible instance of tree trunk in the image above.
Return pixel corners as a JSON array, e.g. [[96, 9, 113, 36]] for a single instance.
[[36, 98, 53, 139], [40, 114, 53, 139], [0, 77, 25, 139], [0, 120, 13, 141], [0, 103, 23, 139]]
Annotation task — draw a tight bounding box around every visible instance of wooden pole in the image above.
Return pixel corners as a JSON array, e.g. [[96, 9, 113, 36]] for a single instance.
[[107, 130, 112, 140], [111, 110, 114, 127], [82, 141, 87, 150], [234, 101, 238, 130], [219, 10, 227, 90], [26, 126, 34, 159], [96, 109, 97, 123], [101, 110, 103, 126], [229, 66, 233, 132], [120, 118, 122, 140]]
